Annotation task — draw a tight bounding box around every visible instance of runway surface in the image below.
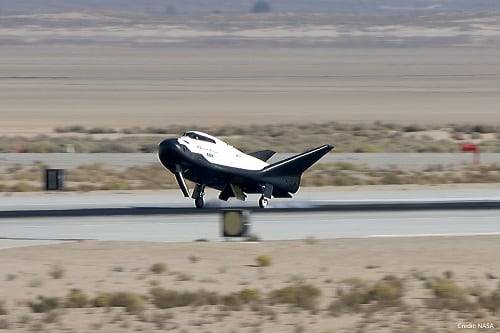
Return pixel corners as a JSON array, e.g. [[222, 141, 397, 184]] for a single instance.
[[1, 210, 499, 249], [1, 188, 499, 248]]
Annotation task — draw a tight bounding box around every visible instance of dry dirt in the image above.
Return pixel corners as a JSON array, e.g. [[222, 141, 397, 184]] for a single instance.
[[0, 237, 499, 332], [1, 47, 500, 136]]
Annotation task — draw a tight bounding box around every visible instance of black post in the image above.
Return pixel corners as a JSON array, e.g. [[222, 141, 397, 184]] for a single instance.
[[45, 169, 64, 191]]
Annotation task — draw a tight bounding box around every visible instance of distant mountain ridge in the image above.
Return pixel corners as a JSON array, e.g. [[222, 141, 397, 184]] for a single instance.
[[1, 0, 499, 15]]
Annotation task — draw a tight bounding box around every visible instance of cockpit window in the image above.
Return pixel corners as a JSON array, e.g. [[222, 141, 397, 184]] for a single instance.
[[183, 132, 216, 144]]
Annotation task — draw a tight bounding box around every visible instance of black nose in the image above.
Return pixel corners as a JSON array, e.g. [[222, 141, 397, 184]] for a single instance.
[[158, 138, 181, 168]]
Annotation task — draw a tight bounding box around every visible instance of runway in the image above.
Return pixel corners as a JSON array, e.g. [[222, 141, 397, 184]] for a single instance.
[[1, 187, 500, 217], [1, 210, 499, 249], [1, 188, 499, 248]]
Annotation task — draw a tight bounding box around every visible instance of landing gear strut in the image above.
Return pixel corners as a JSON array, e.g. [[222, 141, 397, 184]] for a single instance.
[[258, 183, 273, 208], [192, 184, 206, 209]]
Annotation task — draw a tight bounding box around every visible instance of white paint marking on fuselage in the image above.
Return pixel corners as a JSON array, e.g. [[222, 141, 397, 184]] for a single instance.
[[178, 131, 268, 170]]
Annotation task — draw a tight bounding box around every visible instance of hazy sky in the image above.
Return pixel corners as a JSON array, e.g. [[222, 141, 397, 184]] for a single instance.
[[1, 0, 499, 14]]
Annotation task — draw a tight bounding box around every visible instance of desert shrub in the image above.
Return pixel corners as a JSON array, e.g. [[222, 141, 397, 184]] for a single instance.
[[109, 292, 145, 314], [149, 262, 167, 274], [304, 236, 318, 245], [86, 127, 116, 134], [424, 277, 476, 311], [471, 125, 496, 133], [444, 270, 454, 279], [29, 296, 60, 313], [331, 276, 404, 314], [333, 161, 357, 171], [0, 300, 6, 315], [403, 125, 426, 132], [332, 174, 359, 186], [479, 291, 500, 313], [427, 277, 465, 299], [112, 266, 124, 272], [330, 289, 368, 313], [150, 287, 219, 309], [48, 265, 65, 279], [380, 173, 404, 185], [425, 296, 476, 312], [367, 276, 404, 305], [101, 182, 130, 190], [93, 293, 112, 307], [255, 255, 272, 267], [221, 293, 243, 309], [239, 289, 261, 304], [65, 289, 88, 308], [151, 288, 186, 309], [175, 272, 193, 281], [269, 284, 321, 310], [411, 270, 427, 281], [54, 125, 85, 133], [10, 182, 37, 192]]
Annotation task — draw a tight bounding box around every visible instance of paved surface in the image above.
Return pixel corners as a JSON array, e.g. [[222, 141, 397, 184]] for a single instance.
[[1, 188, 500, 212], [1, 210, 499, 249], [1, 188, 499, 248], [1, 153, 499, 171]]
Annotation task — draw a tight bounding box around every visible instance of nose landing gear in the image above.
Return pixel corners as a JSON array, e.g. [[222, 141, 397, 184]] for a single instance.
[[195, 197, 204, 209], [192, 184, 206, 209]]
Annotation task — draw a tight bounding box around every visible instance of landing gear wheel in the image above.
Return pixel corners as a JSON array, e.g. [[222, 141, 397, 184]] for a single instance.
[[258, 196, 269, 208], [195, 197, 204, 209]]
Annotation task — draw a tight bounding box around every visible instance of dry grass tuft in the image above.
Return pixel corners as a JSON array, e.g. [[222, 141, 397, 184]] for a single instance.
[[64, 289, 88, 308], [29, 296, 60, 313], [269, 284, 321, 310], [330, 276, 404, 314], [424, 276, 476, 311], [48, 265, 65, 279], [149, 262, 168, 274], [0, 300, 6, 315], [150, 287, 219, 309], [255, 255, 272, 267]]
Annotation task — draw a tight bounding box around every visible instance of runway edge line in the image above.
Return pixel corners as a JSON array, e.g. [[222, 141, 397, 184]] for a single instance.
[[2, 200, 500, 218]]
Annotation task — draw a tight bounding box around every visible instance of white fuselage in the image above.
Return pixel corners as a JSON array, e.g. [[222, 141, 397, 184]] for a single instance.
[[178, 131, 269, 170]]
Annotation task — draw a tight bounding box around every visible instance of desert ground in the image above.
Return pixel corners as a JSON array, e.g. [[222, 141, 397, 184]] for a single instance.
[[1, 47, 500, 135], [1, 12, 500, 133], [0, 237, 499, 332]]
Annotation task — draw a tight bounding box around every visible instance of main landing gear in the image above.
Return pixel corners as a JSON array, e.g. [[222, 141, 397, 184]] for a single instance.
[[258, 195, 269, 208], [258, 183, 273, 208], [193, 184, 206, 209]]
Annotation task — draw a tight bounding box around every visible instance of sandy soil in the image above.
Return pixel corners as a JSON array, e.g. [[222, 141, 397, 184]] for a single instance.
[[1, 12, 499, 134], [1, 47, 500, 135], [0, 237, 499, 332]]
